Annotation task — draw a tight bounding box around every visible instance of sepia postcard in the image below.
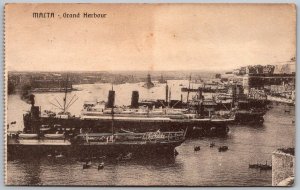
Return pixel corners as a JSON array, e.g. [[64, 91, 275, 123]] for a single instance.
[[4, 3, 296, 186]]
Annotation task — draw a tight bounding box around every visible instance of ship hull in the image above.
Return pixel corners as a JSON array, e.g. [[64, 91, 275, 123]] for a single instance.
[[234, 111, 265, 124], [26, 116, 232, 138], [7, 140, 184, 159]]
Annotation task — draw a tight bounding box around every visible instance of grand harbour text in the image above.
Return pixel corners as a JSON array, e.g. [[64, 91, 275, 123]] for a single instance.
[[32, 12, 107, 18]]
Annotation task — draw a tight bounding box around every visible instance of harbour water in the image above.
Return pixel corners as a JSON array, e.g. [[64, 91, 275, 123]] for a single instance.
[[6, 82, 295, 186]]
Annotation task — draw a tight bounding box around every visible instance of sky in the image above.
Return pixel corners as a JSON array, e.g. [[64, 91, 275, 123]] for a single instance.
[[5, 3, 296, 72]]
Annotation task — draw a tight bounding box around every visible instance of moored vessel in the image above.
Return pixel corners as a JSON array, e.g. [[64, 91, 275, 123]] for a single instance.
[[7, 130, 186, 158], [22, 83, 233, 138], [8, 84, 188, 158]]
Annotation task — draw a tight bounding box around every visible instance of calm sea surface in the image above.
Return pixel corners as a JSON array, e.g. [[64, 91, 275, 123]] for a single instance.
[[6, 81, 295, 186]]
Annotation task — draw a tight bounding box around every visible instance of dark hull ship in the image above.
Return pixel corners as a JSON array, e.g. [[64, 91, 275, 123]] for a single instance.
[[7, 130, 185, 158], [209, 84, 269, 125], [234, 109, 266, 124], [179, 78, 269, 125], [22, 89, 233, 138], [213, 97, 268, 125], [24, 115, 232, 138], [19, 80, 233, 139], [233, 99, 268, 124], [7, 95, 187, 158], [7, 78, 189, 158]]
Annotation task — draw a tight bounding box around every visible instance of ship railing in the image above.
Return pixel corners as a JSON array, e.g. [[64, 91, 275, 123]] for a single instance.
[[142, 131, 185, 141], [76, 131, 185, 143]]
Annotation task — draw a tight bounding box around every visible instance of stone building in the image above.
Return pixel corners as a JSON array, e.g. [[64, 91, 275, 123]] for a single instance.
[[272, 148, 295, 186]]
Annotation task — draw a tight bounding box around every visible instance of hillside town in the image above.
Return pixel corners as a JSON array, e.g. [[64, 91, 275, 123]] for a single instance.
[[8, 62, 296, 106]]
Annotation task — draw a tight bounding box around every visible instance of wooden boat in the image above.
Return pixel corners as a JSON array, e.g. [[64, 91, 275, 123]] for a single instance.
[[260, 161, 272, 170], [55, 153, 64, 158], [218, 146, 228, 152], [83, 161, 92, 169], [117, 153, 133, 161], [260, 164, 272, 170], [40, 128, 51, 131], [249, 163, 261, 169], [174, 149, 179, 156], [249, 161, 272, 170], [44, 134, 65, 139], [18, 134, 38, 139], [98, 162, 104, 170], [122, 153, 132, 160], [40, 125, 51, 131], [194, 146, 200, 151]]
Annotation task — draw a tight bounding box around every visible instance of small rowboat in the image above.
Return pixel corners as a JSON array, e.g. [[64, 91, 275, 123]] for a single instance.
[[19, 134, 38, 139], [40, 125, 51, 131], [249, 163, 261, 169], [260, 164, 272, 170], [44, 134, 65, 139], [194, 146, 200, 151], [55, 153, 64, 158], [218, 146, 228, 152], [98, 162, 104, 170], [40, 128, 51, 131], [83, 161, 92, 169]]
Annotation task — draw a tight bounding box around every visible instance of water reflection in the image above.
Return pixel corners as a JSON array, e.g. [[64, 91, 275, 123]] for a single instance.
[[8, 154, 183, 186], [9, 158, 42, 185]]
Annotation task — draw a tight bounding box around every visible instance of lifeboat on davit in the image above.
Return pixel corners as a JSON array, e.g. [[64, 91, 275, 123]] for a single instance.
[[44, 134, 65, 139], [18, 134, 38, 139]]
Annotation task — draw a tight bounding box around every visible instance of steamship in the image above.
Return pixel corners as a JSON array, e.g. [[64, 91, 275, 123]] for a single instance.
[[212, 85, 269, 124], [20, 83, 233, 139], [8, 92, 187, 157]]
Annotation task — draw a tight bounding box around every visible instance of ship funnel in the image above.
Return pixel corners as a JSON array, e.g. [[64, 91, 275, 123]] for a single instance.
[[107, 90, 115, 108], [29, 94, 35, 106], [31, 106, 40, 119], [131, 91, 139, 108]]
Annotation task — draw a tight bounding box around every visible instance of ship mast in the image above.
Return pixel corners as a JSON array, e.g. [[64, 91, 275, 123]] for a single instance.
[[49, 74, 78, 114], [111, 105, 114, 135], [186, 75, 191, 103], [168, 88, 171, 107], [63, 75, 69, 113], [110, 84, 115, 135]]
